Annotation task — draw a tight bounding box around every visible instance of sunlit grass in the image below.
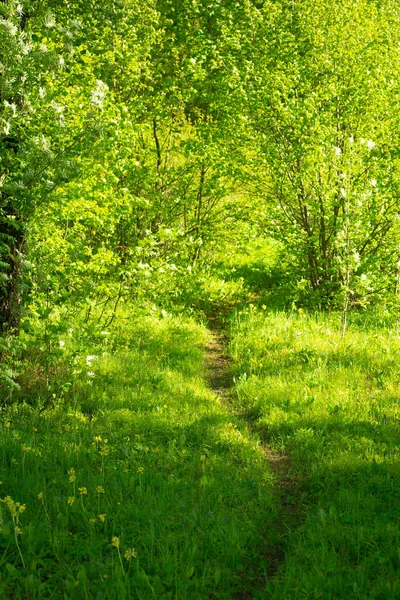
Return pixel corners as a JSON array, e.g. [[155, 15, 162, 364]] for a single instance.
[[0, 310, 274, 598], [230, 307, 400, 599]]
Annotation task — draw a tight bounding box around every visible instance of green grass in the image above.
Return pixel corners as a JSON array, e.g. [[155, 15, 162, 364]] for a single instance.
[[0, 310, 274, 599], [230, 307, 400, 599], [3, 300, 400, 599]]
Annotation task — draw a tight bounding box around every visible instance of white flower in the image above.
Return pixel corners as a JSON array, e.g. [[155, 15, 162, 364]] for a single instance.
[[367, 140, 375, 150], [86, 355, 98, 366], [370, 179, 377, 187], [52, 103, 64, 114], [91, 80, 108, 109], [335, 147, 342, 155], [59, 341, 65, 348], [44, 12, 56, 28], [2, 20, 18, 37]]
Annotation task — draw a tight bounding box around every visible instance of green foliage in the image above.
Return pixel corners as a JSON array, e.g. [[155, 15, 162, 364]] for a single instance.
[[2, 0, 400, 596], [0, 334, 25, 398], [250, 0, 400, 306]]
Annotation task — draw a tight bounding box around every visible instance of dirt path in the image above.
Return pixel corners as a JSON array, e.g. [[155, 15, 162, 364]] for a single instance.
[[205, 326, 307, 597], [205, 331, 232, 400]]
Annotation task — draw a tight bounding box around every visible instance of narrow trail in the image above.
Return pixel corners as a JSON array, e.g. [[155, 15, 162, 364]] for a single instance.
[[205, 322, 307, 598], [205, 331, 232, 401]]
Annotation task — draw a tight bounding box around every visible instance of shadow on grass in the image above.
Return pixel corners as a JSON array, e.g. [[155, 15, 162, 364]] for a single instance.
[[232, 325, 400, 599], [265, 455, 400, 599], [0, 345, 278, 599]]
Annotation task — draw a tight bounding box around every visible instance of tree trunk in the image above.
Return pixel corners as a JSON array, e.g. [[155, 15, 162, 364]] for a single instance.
[[0, 208, 25, 331]]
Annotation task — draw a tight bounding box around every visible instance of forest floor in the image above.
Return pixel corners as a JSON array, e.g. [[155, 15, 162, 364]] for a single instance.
[[1, 306, 400, 598], [0, 311, 276, 599]]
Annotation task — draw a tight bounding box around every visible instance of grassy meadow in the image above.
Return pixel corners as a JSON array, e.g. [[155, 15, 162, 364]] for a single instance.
[[0, 310, 275, 599], [230, 308, 400, 599]]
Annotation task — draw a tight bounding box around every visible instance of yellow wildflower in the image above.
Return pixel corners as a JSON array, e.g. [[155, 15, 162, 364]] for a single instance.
[[78, 487, 88, 495], [96, 486, 105, 494], [68, 468, 76, 483], [98, 514, 106, 523], [67, 496, 75, 505], [124, 548, 137, 560], [137, 467, 144, 474], [94, 435, 102, 442], [111, 536, 120, 548], [4, 496, 17, 517]]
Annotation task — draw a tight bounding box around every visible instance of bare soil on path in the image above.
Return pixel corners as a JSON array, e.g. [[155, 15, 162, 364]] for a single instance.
[[204, 324, 307, 598]]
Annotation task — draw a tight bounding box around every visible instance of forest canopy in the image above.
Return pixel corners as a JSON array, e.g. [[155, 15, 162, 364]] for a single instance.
[[2, 0, 400, 335]]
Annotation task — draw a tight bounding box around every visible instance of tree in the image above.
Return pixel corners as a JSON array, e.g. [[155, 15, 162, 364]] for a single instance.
[[0, 0, 92, 329], [250, 0, 400, 307], [25, 0, 261, 323]]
